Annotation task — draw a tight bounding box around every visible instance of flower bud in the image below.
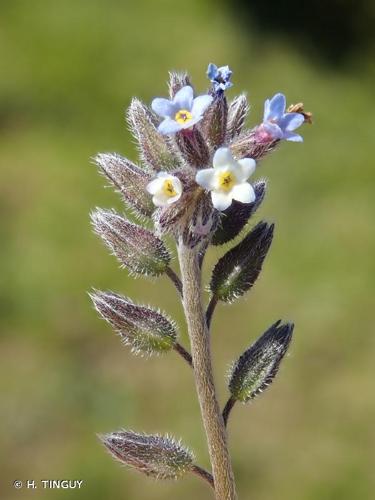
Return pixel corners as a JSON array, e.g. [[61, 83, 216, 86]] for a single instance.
[[91, 209, 170, 277], [99, 430, 194, 480], [230, 129, 279, 161], [94, 153, 154, 217], [168, 71, 192, 98], [226, 93, 249, 140], [175, 128, 210, 168], [182, 193, 219, 248], [229, 321, 294, 402], [127, 98, 180, 172], [211, 180, 267, 246], [200, 95, 228, 147], [90, 291, 177, 355], [210, 221, 274, 302]]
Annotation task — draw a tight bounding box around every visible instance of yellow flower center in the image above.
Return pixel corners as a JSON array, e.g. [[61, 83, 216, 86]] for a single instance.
[[175, 109, 193, 125], [218, 170, 236, 192], [162, 179, 178, 197]]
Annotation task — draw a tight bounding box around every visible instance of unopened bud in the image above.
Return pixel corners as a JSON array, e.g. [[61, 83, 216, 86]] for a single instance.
[[91, 209, 170, 277], [127, 98, 180, 172], [210, 221, 274, 302], [90, 291, 177, 355], [229, 321, 294, 402], [94, 153, 154, 217], [212, 180, 266, 245], [99, 430, 194, 480]]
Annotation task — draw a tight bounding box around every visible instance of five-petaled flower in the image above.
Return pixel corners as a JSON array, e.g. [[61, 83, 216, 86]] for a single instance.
[[259, 93, 305, 143], [207, 63, 233, 92], [195, 147, 256, 211], [152, 86, 213, 135], [146, 173, 183, 207]]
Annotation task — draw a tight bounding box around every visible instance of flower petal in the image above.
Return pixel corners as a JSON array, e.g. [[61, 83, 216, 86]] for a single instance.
[[279, 112, 304, 131], [158, 118, 182, 135], [211, 191, 233, 211], [268, 93, 286, 119], [151, 98, 175, 118], [146, 177, 164, 195], [207, 63, 218, 80], [231, 182, 255, 204], [263, 98, 271, 122], [167, 192, 182, 205], [213, 147, 236, 169], [195, 168, 216, 190], [181, 114, 203, 129], [191, 95, 213, 117], [263, 122, 283, 140], [152, 193, 169, 207], [237, 158, 256, 182], [284, 131, 303, 142], [174, 86, 194, 110]]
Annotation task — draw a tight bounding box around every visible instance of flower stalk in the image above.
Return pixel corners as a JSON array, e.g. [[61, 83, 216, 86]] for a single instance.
[[178, 240, 237, 500]]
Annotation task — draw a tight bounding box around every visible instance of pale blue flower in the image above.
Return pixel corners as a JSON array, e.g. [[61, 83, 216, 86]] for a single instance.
[[152, 86, 213, 135], [207, 63, 233, 92], [261, 93, 304, 142]]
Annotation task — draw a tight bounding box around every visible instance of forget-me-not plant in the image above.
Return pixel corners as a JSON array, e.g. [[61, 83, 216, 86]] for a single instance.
[[90, 64, 311, 500]]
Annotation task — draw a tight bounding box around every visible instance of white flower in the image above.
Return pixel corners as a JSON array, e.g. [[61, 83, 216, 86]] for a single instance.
[[146, 172, 183, 207], [195, 147, 256, 211]]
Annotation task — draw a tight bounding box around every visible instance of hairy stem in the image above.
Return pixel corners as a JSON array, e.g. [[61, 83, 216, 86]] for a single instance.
[[206, 295, 218, 330], [222, 396, 236, 427], [191, 464, 215, 490], [165, 266, 183, 297], [178, 241, 237, 500], [173, 342, 193, 367]]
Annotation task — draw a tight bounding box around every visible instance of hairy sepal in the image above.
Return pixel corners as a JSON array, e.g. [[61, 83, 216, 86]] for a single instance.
[[211, 180, 267, 246], [94, 153, 154, 218], [90, 291, 177, 355], [100, 430, 194, 480], [91, 209, 170, 277], [229, 321, 294, 402], [127, 98, 181, 172], [210, 221, 274, 302], [226, 94, 249, 140]]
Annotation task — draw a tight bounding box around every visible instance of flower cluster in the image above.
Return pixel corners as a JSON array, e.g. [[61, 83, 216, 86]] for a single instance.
[[144, 64, 308, 221]]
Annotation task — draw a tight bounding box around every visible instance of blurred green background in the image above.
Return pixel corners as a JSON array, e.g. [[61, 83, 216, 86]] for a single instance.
[[1, 1, 374, 499]]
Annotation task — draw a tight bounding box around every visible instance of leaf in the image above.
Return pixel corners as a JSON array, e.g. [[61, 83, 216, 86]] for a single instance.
[[100, 430, 194, 480], [127, 98, 180, 172], [91, 209, 170, 277], [90, 291, 177, 355], [211, 180, 267, 245], [94, 153, 154, 218], [229, 321, 294, 402], [210, 221, 274, 302]]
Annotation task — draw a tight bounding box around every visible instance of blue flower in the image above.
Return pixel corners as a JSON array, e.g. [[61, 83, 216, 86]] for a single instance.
[[207, 63, 233, 92], [261, 93, 304, 142], [152, 86, 213, 135]]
